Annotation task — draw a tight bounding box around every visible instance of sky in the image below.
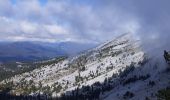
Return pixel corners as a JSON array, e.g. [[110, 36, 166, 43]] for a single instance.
[[0, 0, 170, 46]]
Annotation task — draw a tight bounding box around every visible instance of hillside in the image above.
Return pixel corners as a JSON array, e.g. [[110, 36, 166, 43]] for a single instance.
[[0, 33, 170, 100], [0, 41, 96, 62]]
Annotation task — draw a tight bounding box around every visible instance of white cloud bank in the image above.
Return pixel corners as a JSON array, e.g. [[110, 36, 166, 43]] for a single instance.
[[0, 0, 169, 46]]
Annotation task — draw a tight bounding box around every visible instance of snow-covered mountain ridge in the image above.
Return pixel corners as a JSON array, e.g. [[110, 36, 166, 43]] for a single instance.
[[1, 33, 169, 100]]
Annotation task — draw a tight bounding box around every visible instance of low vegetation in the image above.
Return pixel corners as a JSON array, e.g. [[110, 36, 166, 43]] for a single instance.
[[157, 87, 170, 100]]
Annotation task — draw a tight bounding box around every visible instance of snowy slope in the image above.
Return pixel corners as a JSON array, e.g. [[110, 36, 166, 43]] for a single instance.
[[1, 33, 169, 100], [104, 56, 170, 100]]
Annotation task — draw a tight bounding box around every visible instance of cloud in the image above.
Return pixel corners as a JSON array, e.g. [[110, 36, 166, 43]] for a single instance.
[[0, 16, 73, 42], [0, 0, 169, 51], [20, 21, 37, 34], [44, 24, 68, 35]]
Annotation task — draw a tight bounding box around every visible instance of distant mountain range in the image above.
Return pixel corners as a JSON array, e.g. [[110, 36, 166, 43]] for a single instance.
[[0, 41, 97, 62]]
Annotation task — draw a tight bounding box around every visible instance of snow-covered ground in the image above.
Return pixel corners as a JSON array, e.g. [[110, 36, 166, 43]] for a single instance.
[[1, 33, 169, 100]]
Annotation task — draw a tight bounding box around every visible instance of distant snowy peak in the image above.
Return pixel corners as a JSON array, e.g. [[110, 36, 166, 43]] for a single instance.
[[80, 33, 141, 57], [96, 33, 131, 49]]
